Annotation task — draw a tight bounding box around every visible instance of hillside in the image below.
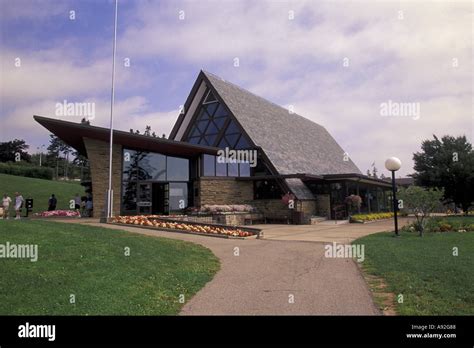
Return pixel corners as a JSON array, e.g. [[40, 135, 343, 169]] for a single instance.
[[0, 173, 85, 214]]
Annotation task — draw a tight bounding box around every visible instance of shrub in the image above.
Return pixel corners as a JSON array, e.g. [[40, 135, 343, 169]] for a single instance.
[[438, 223, 452, 232], [0, 162, 53, 180]]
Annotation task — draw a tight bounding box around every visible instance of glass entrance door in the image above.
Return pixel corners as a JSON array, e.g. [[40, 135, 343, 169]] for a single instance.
[[152, 183, 169, 215], [137, 183, 152, 214]]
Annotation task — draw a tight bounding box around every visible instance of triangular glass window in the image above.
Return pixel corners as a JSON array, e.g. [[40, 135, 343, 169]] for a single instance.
[[225, 133, 240, 147], [197, 120, 209, 133], [204, 90, 217, 104], [235, 136, 251, 149], [188, 137, 200, 144], [225, 120, 240, 134], [189, 127, 201, 137], [197, 109, 209, 121], [205, 134, 218, 146], [205, 121, 218, 135], [214, 104, 227, 118], [205, 103, 218, 117], [218, 138, 230, 148], [214, 117, 227, 130]]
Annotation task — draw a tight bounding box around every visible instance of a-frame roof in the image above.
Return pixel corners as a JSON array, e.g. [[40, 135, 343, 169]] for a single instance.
[[171, 70, 362, 177]]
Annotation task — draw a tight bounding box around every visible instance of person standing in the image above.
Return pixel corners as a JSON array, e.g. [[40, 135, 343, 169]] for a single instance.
[[14, 192, 24, 220], [2, 194, 12, 219], [74, 194, 81, 211], [48, 194, 57, 211], [85, 197, 93, 217]]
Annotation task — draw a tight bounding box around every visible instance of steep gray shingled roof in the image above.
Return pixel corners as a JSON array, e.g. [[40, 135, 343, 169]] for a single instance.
[[203, 71, 362, 178]]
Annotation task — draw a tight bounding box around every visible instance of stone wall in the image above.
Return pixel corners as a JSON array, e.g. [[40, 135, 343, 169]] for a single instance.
[[298, 200, 317, 224], [315, 194, 331, 218], [83, 138, 122, 218], [197, 178, 253, 206]]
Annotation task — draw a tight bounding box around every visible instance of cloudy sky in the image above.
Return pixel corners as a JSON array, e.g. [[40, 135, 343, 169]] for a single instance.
[[0, 0, 472, 176]]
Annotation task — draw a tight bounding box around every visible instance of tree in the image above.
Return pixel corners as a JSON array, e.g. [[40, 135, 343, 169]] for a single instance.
[[398, 186, 444, 236], [130, 125, 157, 137], [47, 134, 73, 178], [372, 166, 378, 178], [80, 117, 90, 125], [72, 150, 90, 180], [0, 139, 31, 162], [412, 135, 474, 213]]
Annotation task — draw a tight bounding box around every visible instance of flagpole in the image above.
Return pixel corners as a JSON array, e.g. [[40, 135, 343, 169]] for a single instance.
[[107, 0, 118, 218]]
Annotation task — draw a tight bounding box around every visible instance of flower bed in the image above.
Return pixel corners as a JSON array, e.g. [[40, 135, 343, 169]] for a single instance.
[[409, 217, 474, 233], [350, 212, 394, 223], [110, 215, 258, 238], [33, 210, 81, 218]]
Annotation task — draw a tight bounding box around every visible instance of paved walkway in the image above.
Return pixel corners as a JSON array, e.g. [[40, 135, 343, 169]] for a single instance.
[[255, 218, 414, 244], [54, 219, 392, 315]]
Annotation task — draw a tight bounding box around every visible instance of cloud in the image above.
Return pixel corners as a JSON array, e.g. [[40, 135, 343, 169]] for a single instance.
[[1, 0, 472, 177]]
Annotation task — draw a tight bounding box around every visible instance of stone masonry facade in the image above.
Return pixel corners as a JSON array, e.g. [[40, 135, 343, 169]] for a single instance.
[[84, 138, 122, 218]]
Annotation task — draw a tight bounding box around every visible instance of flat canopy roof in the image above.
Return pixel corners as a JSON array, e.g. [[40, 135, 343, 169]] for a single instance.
[[237, 172, 392, 188], [34, 115, 220, 158]]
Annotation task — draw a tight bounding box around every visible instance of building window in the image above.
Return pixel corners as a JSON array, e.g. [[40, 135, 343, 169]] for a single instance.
[[184, 86, 252, 149], [254, 180, 282, 199], [169, 183, 188, 212], [216, 160, 227, 176], [239, 162, 251, 177], [141, 152, 166, 181], [166, 156, 189, 181], [201, 154, 251, 178], [203, 154, 215, 176], [227, 162, 239, 177], [122, 181, 137, 212], [122, 149, 191, 215]]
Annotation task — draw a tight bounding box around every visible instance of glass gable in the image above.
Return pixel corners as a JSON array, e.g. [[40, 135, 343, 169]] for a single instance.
[[184, 86, 252, 149]]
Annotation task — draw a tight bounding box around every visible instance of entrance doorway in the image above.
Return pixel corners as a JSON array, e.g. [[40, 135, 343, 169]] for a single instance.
[[136, 182, 169, 215], [152, 183, 169, 215]]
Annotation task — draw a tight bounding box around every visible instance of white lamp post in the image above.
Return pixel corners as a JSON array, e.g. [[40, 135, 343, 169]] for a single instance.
[[106, 0, 118, 219], [385, 157, 402, 236], [37, 145, 45, 167]]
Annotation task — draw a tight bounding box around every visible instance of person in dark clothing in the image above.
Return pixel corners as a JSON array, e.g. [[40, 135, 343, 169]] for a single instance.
[[48, 194, 57, 211]]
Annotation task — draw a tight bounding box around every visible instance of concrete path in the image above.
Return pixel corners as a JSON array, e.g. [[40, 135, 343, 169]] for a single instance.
[[255, 217, 414, 244], [57, 219, 381, 315]]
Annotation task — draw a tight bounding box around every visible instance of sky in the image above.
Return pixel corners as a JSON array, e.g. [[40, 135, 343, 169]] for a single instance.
[[0, 0, 472, 177]]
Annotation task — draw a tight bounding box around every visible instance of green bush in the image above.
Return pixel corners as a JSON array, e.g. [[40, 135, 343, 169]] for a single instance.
[[0, 162, 53, 180]]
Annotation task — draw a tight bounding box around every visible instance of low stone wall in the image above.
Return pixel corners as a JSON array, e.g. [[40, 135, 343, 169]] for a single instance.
[[161, 212, 264, 226]]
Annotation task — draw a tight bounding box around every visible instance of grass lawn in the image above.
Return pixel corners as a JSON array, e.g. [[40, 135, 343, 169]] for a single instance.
[[355, 217, 474, 315], [0, 173, 84, 214], [0, 220, 219, 315]]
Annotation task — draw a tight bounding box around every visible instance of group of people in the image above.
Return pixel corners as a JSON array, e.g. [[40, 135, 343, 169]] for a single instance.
[[1, 192, 93, 219], [76, 194, 94, 217], [2, 192, 24, 220]]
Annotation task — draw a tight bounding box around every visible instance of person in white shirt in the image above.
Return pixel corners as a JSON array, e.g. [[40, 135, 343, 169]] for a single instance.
[[2, 194, 12, 219], [14, 192, 24, 220]]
